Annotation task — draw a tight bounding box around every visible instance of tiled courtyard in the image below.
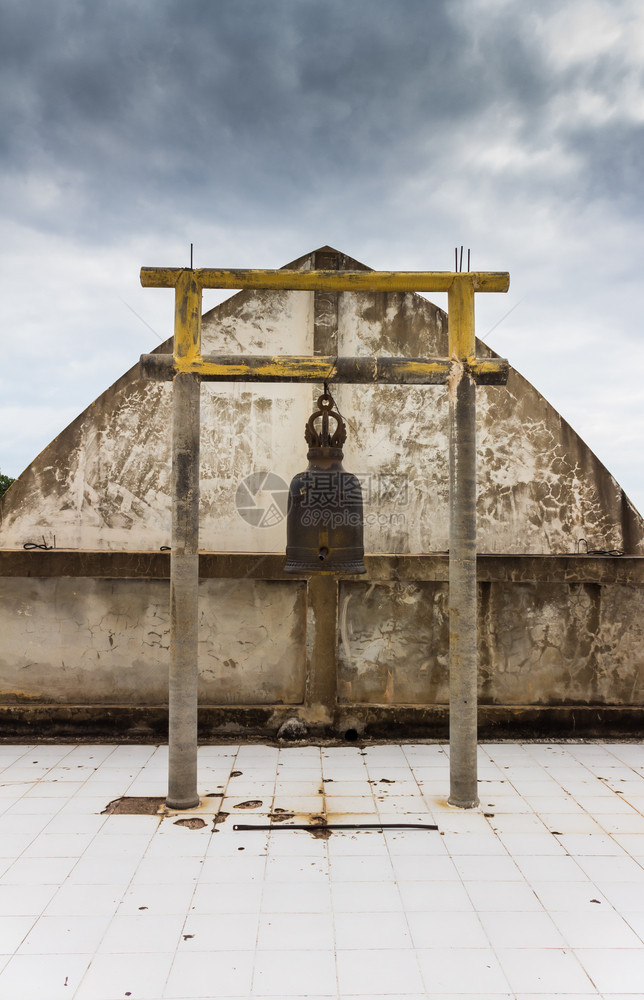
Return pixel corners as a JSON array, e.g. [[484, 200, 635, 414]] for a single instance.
[[1, 740, 644, 998]]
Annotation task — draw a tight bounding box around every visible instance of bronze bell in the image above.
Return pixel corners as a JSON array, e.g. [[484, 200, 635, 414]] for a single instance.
[[285, 388, 366, 574]]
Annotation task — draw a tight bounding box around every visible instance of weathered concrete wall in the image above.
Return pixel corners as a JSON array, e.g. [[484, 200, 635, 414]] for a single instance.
[[338, 581, 449, 705], [0, 283, 314, 552], [338, 288, 642, 555], [0, 552, 642, 739], [1, 246, 642, 555], [0, 577, 306, 706], [338, 578, 644, 708], [1, 246, 643, 737]]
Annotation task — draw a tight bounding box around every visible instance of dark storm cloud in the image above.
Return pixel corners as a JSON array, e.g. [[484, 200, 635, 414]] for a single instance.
[[2, 0, 644, 511], [567, 120, 644, 207], [0, 0, 544, 237], [1, 0, 641, 244]]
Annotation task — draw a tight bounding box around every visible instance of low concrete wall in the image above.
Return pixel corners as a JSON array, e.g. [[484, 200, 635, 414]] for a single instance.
[[0, 577, 306, 707], [1, 551, 643, 740], [339, 580, 644, 707]]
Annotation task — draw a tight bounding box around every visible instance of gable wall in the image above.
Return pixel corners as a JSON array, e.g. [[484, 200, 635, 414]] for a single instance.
[[1, 249, 642, 554]]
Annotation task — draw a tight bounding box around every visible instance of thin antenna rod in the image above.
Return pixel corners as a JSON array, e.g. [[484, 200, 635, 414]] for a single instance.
[[190, 243, 194, 269], [455, 247, 458, 271], [459, 246, 463, 272], [467, 249, 471, 272]]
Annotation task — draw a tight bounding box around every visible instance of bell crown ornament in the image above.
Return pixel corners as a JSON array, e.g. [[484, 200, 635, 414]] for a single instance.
[[304, 390, 347, 452]]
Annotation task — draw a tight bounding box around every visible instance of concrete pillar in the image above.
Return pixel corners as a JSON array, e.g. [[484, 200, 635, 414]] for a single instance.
[[447, 278, 479, 808], [167, 270, 202, 810], [168, 371, 201, 809], [306, 249, 340, 726], [305, 575, 339, 721]]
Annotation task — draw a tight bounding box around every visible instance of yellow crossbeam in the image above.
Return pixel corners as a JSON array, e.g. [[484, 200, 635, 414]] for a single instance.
[[140, 267, 510, 294], [139, 353, 509, 385]]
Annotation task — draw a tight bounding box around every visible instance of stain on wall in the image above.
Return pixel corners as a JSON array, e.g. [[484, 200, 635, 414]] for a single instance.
[[338, 577, 644, 709], [338, 581, 449, 705], [478, 582, 601, 705], [594, 584, 644, 705], [197, 579, 306, 704], [0, 577, 306, 706]]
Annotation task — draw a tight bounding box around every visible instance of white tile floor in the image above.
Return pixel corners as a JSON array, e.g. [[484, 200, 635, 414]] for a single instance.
[[0, 742, 643, 998]]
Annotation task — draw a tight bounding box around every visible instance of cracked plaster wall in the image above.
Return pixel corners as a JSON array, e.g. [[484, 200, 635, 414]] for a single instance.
[[0, 577, 306, 706], [0, 284, 314, 552], [338, 579, 644, 708], [1, 248, 642, 557], [3, 572, 640, 712], [336, 289, 643, 555]]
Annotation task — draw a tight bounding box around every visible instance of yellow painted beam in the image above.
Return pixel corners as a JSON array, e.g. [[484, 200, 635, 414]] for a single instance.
[[139, 353, 509, 386], [448, 275, 476, 361], [179, 355, 453, 381], [173, 270, 202, 364], [141, 267, 510, 295]]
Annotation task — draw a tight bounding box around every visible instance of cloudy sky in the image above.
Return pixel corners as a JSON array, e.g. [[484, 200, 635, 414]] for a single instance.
[[1, 0, 643, 513]]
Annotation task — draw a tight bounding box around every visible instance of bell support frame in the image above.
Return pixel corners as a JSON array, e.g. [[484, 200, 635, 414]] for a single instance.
[[140, 265, 510, 811]]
